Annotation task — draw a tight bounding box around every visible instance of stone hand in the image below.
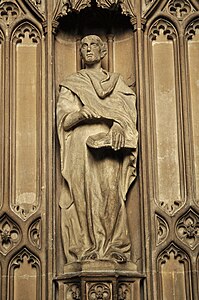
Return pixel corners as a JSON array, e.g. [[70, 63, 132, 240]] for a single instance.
[[111, 123, 125, 151], [80, 106, 100, 119]]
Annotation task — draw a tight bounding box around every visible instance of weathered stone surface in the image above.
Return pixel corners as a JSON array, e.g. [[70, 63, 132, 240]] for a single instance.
[[57, 35, 138, 265]]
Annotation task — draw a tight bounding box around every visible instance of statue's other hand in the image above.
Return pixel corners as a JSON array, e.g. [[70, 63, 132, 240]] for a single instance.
[[79, 106, 100, 119], [111, 123, 125, 151]]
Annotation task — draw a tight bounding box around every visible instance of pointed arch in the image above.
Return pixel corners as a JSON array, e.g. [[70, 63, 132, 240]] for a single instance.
[[146, 17, 185, 216], [9, 20, 42, 221], [157, 242, 192, 300], [8, 247, 41, 300]]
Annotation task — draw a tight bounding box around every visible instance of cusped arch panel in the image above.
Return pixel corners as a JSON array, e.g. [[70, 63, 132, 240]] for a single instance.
[[10, 21, 42, 221], [8, 247, 41, 300], [147, 18, 185, 216], [157, 243, 192, 300]]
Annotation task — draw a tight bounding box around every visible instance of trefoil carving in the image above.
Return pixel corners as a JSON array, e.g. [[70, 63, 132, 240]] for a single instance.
[[12, 22, 41, 45], [13, 202, 37, 221], [0, 214, 21, 255], [0, 1, 20, 27], [65, 284, 81, 300], [185, 19, 199, 40], [9, 247, 41, 273], [167, 0, 194, 21], [155, 214, 169, 246], [88, 283, 111, 300], [158, 243, 189, 265], [176, 208, 199, 250], [29, 218, 41, 249], [118, 283, 131, 300], [149, 19, 176, 41]]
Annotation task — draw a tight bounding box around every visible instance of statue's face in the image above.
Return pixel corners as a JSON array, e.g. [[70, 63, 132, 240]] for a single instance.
[[80, 36, 103, 66]]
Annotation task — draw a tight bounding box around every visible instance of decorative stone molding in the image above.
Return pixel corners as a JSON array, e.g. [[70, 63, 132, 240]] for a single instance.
[[87, 283, 111, 300], [10, 247, 40, 268], [29, 218, 41, 249], [96, 0, 136, 24], [29, 0, 42, 6], [10, 21, 42, 221], [12, 22, 41, 44], [167, 0, 194, 21], [118, 283, 131, 300], [155, 214, 169, 246], [0, 1, 20, 27], [53, 0, 136, 26], [185, 18, 199, 40], [65, 284, 81, 300], [27, 0, 45, 14], [149, 19, 177, 41], [158, 243, 189, 264], [23, 0, 45, 20], [0, 214, 21, 255], [176, 208, 199, 250], [157, 243, 191, 299], [8, 248, 41, 299], [54, 0, 91, 19]]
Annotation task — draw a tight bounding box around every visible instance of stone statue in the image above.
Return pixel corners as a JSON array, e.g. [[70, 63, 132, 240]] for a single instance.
[[57, 35, 138, 264]]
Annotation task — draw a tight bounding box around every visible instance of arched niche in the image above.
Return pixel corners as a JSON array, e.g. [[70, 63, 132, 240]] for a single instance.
[[54, 5, 137, 92], [54, 4, 142, 273]]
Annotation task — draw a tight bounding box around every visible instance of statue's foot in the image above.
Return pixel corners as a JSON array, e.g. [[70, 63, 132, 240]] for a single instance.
[[81, 251, 98, 261], [86, 132, 111, 149], [110, 252, 127, 263]]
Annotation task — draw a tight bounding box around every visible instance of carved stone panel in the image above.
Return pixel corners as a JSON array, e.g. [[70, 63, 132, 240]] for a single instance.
[[167, 0, 194, 21], [149, 19, 184, 215], [155, 214, 169, 246], [186, 19, 199, 205], [0, 214, 21, 255], [8, 248, 41, 300], [64, 283, 81, 300], [10, 22, 42, 220], [118, 283, 132, 300], [28, 218, 42, 249], [176, 208, 199, 250], [158, 243, 192, 300], [87, 283, 112, 300], [0, 1, 20, 27]]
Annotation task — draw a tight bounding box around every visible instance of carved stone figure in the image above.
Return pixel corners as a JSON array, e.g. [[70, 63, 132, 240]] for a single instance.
[[57, 35, 138, 264]]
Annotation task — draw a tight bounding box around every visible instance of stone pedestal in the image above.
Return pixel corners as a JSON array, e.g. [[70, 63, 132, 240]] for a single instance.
[[54, 261, 145, 300]]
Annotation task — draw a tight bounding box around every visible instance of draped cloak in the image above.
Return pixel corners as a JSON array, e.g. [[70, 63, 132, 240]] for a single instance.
[[57, 68, 138, 262]]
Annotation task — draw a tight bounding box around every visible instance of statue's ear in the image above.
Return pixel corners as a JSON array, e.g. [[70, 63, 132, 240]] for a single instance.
[[100, 42, 108, 59]]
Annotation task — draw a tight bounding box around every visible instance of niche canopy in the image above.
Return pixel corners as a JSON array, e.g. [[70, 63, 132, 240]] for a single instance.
[[53, 0, 136, 26]]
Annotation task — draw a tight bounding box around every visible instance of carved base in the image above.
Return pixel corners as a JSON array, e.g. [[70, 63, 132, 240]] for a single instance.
[[54, 261, 145, 300]]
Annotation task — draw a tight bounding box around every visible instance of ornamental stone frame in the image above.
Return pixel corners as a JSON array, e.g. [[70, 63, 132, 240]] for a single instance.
[[0, 0, 198, 299]]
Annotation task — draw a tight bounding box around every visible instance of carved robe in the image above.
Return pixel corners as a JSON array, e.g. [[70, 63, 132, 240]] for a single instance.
[[57, 68, 137, 262]]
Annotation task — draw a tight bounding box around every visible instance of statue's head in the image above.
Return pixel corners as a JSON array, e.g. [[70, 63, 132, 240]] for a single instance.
[[80, 35, 107, 67]]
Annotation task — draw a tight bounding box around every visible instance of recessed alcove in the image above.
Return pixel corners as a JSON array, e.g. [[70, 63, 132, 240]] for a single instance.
[[54, 4, 142, 275]]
